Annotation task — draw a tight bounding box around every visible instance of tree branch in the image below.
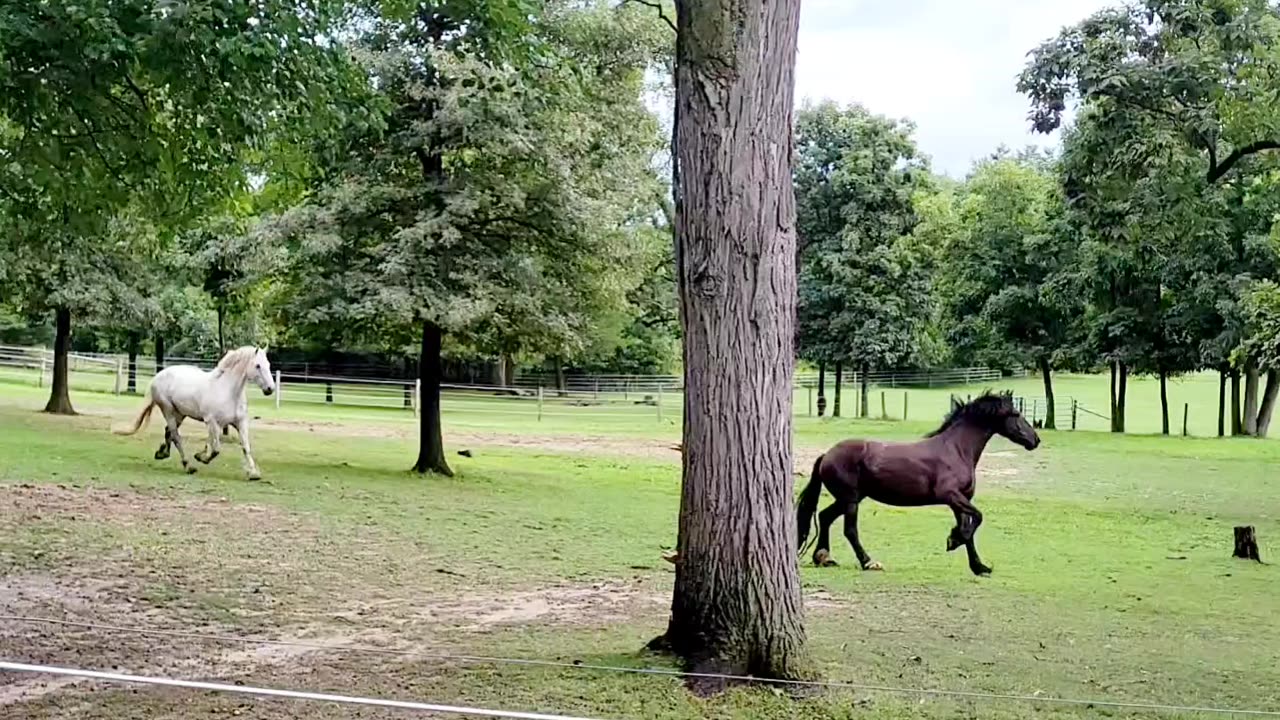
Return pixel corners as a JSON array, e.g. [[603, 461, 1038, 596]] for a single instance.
[[622, 0, 677, 34], [1208, 140, 1280, 183]]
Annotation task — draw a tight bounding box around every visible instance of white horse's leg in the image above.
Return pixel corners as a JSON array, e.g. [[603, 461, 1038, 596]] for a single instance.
[[195, 420, 223, 465], [168, 415, 196, 475], [234, 418, 261, 481]]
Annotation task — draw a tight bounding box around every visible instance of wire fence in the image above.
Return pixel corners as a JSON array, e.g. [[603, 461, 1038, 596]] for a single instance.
[[0, 344, 1021, 424], [4, 614, 1279, 717]]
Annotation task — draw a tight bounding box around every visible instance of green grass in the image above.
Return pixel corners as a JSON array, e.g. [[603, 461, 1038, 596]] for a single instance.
[[1, 383, 1279, 718]]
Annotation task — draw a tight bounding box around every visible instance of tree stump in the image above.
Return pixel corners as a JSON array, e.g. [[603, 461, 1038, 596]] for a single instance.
[[1233, 526, 1261, 562]]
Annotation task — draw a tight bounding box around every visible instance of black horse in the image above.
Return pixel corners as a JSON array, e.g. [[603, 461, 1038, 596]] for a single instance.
[[796, 391, 1040, 576]]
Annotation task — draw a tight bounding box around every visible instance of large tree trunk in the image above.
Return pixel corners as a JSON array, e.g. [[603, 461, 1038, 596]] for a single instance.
[[126, 333, 140, 394], [1218, 369, 1227, 437], [1255, 370, 1280, 438], [154, 334, 166, 373], [1038, 357, 1056, 430], [555, 359, 567, 396], [816, 362, 826, 417], [658, 0, 808, 686], [412, 321, 452, 476], [1159, 367, 1169, 436], [1243, 364, 1260, 436], [859, 362, 870, 419], [43, 307, 75, 415], [1231, 370, 1243, 436], [832, 362, 842, 418]]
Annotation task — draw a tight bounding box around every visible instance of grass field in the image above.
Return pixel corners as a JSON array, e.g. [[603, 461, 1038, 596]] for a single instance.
[[1, 379, 1278, 719]]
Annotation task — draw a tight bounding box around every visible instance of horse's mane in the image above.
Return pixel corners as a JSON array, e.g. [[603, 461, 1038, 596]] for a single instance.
[[214, 346, 258, 377], [926, 390, 1013, 437]]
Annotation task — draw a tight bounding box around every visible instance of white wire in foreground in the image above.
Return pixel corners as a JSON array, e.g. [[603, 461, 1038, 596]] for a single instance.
[[0, 661, 605, 720]]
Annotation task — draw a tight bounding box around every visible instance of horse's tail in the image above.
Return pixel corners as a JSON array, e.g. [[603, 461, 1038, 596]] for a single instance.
[[796, 454, 825, 557], [115, 397, 156, 436]]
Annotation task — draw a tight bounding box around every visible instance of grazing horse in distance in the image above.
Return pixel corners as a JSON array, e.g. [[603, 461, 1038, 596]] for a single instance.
[[116, 346, 276, 480], [796, 391, 1040, 576]]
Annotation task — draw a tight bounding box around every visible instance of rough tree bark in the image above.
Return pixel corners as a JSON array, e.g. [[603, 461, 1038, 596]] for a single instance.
[[1038, 357, 1056, 430], [832, 362, 843, 417], [44, 307, 76, 415], [656, 0, 808, 687], [412, 320, 452, 476], [1218, 369, 1227, 438], [1255, 370, 1279, 438], [1243, 364, 1260, 436]]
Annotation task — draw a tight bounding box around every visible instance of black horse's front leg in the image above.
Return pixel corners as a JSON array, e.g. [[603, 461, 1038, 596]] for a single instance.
[[947, 501, 991, 576]]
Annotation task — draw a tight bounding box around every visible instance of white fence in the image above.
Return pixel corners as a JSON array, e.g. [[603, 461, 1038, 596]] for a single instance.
[[0, 344, 1019, 423]]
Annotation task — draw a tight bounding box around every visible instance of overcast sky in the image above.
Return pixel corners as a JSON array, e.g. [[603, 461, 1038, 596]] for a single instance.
[[794, 0, 1114, 177]]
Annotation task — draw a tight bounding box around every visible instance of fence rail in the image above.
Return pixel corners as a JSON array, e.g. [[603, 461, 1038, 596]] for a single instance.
[[0, 344, 1021, 424]]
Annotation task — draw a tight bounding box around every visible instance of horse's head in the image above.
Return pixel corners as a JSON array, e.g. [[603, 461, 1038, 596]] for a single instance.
[[983, 392, 1039, 450], [940, 391, 1040, 450], [251, 345, 275, 396]]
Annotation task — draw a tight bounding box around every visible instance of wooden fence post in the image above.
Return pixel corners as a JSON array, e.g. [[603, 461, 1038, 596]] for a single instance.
[[414, 379, 421, 418], [275, 371, 282, 409], [1182, 403, 1189, 436], [656, 382, 663, 423], [807, 384, 813, 417], [880, 391, 886, 419], [537, 385, 544, 421], [38, 356, 46, 388], [113, 359, 123, 395], [903, 391, 908, 421], [1071, 399, 1078, 430]]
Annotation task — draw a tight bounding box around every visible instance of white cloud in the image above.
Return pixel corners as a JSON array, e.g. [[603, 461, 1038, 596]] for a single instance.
[[795, 0, 1113, 176]]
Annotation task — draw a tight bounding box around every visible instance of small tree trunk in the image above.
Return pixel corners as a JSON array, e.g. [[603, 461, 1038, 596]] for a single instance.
[[816, 362, 826, 417], [658, 0, 808, 685], [1255, 370, 1279, 438], [859, 362, 870, 419], [1231, 370, 1243, 436], [412, 321, 452, 476], [127, 333, 140, 394], [1159, 368, 1169, 435], [1117, 362, 1127, 433], [1233, 526, 1261, 562], [502, 354, 516, 388], [1038, 357, 1056, 430], [155, 334, 166, 373], [43, 307, 76, 415], [1244, 364, 1260, 436], [1218, 369, 1227, 438], [832, 362, 843, 418], [216, 303, 226, 354]]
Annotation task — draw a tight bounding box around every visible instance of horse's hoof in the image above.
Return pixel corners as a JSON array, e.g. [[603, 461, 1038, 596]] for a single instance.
[[972, 564, 993, 577], [154, 451, 168, 460], [862, 560, 884, 571], [184, 466, 197, 475], [813, 550, 838, 568], [247, 471, 262, 481], [195, 454, 210, 464]]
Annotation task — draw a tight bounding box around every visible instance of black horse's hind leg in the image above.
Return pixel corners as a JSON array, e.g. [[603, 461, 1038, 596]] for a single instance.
[[813, 502, 844, 567], [946, 501, 991, 576], [843, 502, 881, 570]]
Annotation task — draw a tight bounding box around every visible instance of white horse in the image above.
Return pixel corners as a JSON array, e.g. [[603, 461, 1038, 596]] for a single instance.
[[117, 346, 276, 480]]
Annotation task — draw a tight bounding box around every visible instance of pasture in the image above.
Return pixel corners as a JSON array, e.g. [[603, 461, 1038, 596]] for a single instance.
[[1, 380, 1278, 719]]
